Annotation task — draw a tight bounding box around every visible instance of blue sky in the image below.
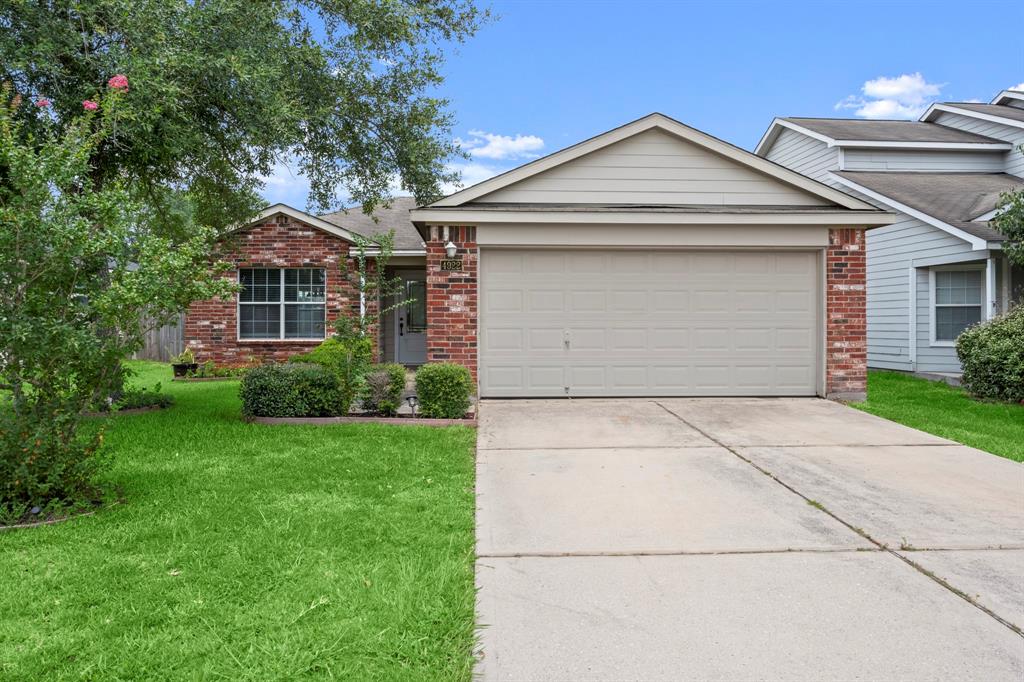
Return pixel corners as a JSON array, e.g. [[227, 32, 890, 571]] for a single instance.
[[264, 0, 1024, 209]]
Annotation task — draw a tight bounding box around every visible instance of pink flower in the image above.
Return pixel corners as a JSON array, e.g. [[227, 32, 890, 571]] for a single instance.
[[107, 74, 129, 90], [82, 100, 99, 111], [35, 98, 50, 108]]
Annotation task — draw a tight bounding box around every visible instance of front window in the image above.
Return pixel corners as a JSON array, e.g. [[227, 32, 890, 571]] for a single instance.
[[933, 269, 982, 342], [239, 268, 326, 340]]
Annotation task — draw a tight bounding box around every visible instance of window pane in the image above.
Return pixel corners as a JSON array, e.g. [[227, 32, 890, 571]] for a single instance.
[[935, 269, 982, 305], [285, 304, 325, 338], [239, 268, 280, 303], [405, 280, 427, 332], [239, 304, 281, 339], [935, 305, 981, 341], [284, 268, 326, 302]]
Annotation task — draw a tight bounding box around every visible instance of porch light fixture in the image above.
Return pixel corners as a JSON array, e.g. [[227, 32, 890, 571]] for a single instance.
[[444, 241, 458, 258]]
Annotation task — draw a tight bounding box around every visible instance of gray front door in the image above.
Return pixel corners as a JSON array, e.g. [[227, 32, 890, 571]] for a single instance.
[[395, 271, 427, 365]]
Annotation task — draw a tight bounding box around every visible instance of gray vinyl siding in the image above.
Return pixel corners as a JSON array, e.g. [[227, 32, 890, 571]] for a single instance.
[[761, 128, 841, 186], [844, 149, 1005, 172], [930, 111, 1024, 178], [866, 216, 978, 372], [477, 128, 830, 206]]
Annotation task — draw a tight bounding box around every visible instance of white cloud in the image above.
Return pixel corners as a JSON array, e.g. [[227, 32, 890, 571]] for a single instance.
[[1011, 82, 1024, 92], [439, 160, 507, 195], [456, 129, 544, 160], [836, 73, 944, 119], [260, 157, 311, 208]]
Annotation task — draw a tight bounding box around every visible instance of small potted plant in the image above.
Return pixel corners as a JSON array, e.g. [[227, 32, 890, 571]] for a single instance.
[[171, 346, 199, 378]]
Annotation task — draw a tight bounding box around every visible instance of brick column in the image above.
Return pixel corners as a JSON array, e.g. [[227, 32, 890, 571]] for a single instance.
[[826, 228, 867, 400], [425, 225, 478, 381]]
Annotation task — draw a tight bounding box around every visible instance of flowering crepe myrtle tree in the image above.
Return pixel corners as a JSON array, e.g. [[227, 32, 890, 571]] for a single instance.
[[0, 82, 236, 513], [0, 0, 489, 234]]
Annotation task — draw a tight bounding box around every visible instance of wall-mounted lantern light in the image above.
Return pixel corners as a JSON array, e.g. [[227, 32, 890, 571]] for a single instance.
[[444, 241, 458, 258]]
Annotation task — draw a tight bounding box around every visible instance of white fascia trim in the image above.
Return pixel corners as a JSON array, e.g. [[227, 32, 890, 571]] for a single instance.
[[828, 173, 989, 250], [833, 140, 1011, 151], [921, 103, 1024, 130], [432, 113, 877, 211], [243, 203, 363, 243], [409, 208, 897, 226], [360, 248, 426, 257], [991, 90, 1024, 105], [754, 118, 836, 155]]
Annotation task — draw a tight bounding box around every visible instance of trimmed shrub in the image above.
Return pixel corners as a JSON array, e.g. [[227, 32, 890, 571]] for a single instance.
[[415, 363, 473, 419], [956, 306, 1024, 403], [290, 336, 374, 413], [240, 363, 342, 418], [362, 363, 407, 416]]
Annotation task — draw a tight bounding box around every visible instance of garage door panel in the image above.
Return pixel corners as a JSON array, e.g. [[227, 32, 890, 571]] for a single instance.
[[480, 249, 819, 397]]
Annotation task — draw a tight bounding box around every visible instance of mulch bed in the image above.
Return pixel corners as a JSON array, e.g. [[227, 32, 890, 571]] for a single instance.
[[249, 414, 476, 427], [171, 376, 240, 382]]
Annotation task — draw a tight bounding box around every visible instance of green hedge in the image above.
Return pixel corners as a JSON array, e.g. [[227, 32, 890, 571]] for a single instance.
[[415, 363, 473, 419], [956, 306, 1024, 403], [362, 363, 407, 416], [239, 363, 342, 418]]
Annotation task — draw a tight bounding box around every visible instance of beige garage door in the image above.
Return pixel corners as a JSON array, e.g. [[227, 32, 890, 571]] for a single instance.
[[479, 249, 820, 397]]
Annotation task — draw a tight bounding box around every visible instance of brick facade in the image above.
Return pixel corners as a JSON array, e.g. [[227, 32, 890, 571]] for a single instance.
[[825, 227, 868, 400], [425, 225, 478, 380], [184, 216, 369, 365]]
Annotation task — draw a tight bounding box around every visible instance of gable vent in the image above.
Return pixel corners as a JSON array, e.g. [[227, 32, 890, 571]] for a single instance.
[[275, 214, 289, 225]]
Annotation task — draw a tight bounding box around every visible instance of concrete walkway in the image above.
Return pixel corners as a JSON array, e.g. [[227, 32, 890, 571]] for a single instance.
[[475, 398, 1024, 681]]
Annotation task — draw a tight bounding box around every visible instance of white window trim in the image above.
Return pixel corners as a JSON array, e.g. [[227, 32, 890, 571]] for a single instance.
[[237, 267, 327, 342], [928, 264, 985, 347]]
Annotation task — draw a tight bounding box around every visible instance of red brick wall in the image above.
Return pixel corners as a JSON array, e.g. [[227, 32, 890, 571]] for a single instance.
[[425, 225, 478, 381], [826, 228, 868, 399], [184, 216, 369, 365]]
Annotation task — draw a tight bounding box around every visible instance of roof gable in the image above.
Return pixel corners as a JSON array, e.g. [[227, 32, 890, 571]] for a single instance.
[[755, 117, 1010, 154], [238, 204, 363, 243], [431, 113, 876, 211]]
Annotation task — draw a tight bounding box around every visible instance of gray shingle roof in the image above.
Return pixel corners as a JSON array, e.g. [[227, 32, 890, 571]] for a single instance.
[[937, 102, 1024, 124], [319, 196, 424, 251], [833, 171, 1022, 242], [783, 118, 1005, 144]]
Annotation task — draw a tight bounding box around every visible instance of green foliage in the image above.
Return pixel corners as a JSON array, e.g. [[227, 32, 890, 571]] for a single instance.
[[0, 406, 108, 518], [290, 334, 374, 414], [239, 363, 342, 418], [0, 86, 235, 510], [171, 347, 196, 365], [186, 361, 249, 379], [993, 183, 1024, 269], [956, 306, 1024, 403], [415, 363, 473, 419], [363, 363, 407, 416], [114, 384, 175, 411], [0, 0, 490, 230]]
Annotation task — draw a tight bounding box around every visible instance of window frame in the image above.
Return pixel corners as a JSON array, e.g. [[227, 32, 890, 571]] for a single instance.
[[929, 264, 984, 347], [237, 267, 327, 341]]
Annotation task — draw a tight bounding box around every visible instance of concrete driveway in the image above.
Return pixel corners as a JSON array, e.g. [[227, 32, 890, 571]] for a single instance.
[[475, 398, 1024, 681]]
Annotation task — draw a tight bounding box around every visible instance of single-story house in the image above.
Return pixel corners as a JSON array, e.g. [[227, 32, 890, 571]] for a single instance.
[[186, 113, 898, 400], [756, 89, 1024, 375]]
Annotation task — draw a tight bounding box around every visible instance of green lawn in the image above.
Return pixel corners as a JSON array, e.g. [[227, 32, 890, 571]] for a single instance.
[[0, 361, 477, 680], [853, 370, 1024, 462]]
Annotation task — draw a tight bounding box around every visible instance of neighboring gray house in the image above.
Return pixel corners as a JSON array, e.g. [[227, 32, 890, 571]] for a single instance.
[[756, 88, 1024, 375]]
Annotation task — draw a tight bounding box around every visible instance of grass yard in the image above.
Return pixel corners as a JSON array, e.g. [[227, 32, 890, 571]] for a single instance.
[[0, 361, 477, 680], [853, 370, 1024, 462]]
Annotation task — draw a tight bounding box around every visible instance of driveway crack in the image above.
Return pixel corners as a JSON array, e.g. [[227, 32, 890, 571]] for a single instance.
[[653, 400, 1024, 638]]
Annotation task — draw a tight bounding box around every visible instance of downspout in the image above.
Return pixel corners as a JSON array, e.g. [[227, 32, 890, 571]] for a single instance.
[[986, 256, 997, 320], [908, 264, 917, 370]]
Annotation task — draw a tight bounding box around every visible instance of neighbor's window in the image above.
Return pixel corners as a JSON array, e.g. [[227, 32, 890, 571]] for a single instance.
[[239, 268, 326, 340], [933, 269, 982, 342]]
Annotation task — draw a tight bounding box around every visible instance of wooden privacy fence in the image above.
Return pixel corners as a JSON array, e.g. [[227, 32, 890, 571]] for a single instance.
[[133, 312, 185, 362]]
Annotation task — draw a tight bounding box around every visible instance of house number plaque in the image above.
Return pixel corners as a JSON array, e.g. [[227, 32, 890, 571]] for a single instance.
[[440, 258, 464, 271]]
